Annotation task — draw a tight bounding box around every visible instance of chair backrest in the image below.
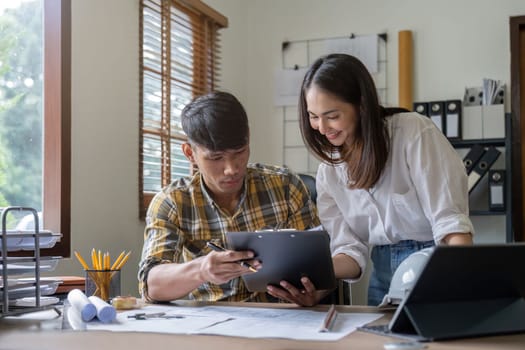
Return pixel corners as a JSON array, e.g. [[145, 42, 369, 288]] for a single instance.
[[297, 173, 317, 204], [297, 172, 352, 305]]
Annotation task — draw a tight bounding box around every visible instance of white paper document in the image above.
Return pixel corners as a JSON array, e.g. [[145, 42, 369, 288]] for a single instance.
[[274, 67, 308, 106], [83, 304, 383, 341], [323, 34, 378, 73], [0, 230, 61, 251]]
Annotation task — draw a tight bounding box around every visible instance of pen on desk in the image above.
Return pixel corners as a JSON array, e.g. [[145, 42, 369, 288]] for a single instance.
[[319, 304, 338, 332], [206, 241, 258, 273]]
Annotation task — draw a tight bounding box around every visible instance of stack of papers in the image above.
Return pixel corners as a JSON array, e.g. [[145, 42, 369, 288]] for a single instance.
[[0, 256, 61, 275], [482, 78, 505, 105], [13, 296, 60, 307], [0, 230, 61, 252], [464, 79, 505, 107], [0, 279, 61, 301]]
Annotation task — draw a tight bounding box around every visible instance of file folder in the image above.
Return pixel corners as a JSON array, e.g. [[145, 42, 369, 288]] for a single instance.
[[413, 102, 429, 117], [462, 144, 485, 175], [489, 169, 505, 211], [444, 100, 461, 139], [428, 101, 445, 133], [467, 146, 501, 193]]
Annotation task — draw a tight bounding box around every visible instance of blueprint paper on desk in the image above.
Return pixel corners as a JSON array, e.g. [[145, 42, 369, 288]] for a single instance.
[[84, 304, 383, 341], [83, 304, 229, 334]]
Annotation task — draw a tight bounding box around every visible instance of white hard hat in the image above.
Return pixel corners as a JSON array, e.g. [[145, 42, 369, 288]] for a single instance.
[[378, 247, 435, 307]]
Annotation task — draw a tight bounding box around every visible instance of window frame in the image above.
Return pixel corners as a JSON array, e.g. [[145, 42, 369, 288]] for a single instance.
[[41, 0, 71, 257], [139, 0, 227, 218]]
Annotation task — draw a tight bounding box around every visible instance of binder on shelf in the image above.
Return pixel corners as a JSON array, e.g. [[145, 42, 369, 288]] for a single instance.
[[445, 100, 461, 139], [429, 101, 445, 133], [413, 102, 429, 117], [462, 144, 485, 175], [467, 146, 501, 193], [489, 169, 505, 211]]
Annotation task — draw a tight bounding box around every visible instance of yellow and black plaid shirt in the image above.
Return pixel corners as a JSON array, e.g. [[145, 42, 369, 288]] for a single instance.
[[138, 163, 320, 302]]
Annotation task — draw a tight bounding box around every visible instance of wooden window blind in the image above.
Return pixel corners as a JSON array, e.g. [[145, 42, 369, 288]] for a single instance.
[[139, 0, 227, 218]]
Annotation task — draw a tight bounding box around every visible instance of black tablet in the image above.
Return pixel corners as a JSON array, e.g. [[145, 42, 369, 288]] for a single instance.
[[361, 244, 525, 341], [224, 230, 336, 292]]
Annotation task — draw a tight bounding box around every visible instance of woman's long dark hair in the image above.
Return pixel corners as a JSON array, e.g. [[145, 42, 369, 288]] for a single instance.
[[299, 53, 406, 189]]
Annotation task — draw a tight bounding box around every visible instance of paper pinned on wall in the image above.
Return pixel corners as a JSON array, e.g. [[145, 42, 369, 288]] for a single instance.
[[274, 67, 308, 106], [323, 34, 378, 73], [274, 34, 379, 107]]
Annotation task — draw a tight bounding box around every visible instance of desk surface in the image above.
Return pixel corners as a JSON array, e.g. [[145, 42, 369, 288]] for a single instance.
[[1, 302, 525, 350]]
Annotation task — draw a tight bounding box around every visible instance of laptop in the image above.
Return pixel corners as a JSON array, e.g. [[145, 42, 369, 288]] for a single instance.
[[224, 230, 336, 292], [361, 244, 525, 341]]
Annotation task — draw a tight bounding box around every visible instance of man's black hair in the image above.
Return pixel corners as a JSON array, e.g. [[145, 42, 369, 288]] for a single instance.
[[181, 91, 249, 151]]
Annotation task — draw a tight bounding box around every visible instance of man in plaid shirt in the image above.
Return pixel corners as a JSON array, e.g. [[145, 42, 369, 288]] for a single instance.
[[139, 91, 325, 306]]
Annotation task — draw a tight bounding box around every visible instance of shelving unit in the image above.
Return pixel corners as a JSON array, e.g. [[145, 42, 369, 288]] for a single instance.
[[1, 206, 61, 317], [449, 113, 513, 242]]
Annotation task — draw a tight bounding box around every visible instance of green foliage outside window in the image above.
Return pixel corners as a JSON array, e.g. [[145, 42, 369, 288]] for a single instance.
[[0, 1, 43, 214]]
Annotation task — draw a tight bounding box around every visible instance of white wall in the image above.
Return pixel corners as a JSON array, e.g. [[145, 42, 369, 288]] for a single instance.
[[52, 0, 525, 300], [50, 0, 143, 297], [207, 0, 525, 164]]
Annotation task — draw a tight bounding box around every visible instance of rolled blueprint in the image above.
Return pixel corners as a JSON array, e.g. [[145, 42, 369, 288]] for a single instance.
[[67, 288, 96, 322], [88, 295, 116, 323]]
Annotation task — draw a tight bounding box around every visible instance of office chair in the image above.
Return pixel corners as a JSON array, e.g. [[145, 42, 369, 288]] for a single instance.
[[297, 173, 317, 204], [297, 172, 352, 305]]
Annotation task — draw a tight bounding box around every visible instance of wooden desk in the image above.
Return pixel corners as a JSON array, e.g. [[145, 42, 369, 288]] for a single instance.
[[1, 302, 524, 350]]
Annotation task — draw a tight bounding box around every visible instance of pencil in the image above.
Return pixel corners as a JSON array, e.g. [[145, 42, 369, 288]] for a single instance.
[[91, 248, 98, 270], [110, 250, 126, 270], [104, 252, 110, 270], [319, 304, 338, 332], [74, 251, 90, 270], [115, 251, 131, 270], [98, 250, 102, 271], [206, 241, 257, 273]]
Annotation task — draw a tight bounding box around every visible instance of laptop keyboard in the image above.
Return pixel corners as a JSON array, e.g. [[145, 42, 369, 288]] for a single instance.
[[360, 324, 390, 334], [359, 324, 424, 341]]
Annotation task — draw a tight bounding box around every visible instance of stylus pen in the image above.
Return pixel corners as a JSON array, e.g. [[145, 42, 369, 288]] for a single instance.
[[206, 241, 258, 273]]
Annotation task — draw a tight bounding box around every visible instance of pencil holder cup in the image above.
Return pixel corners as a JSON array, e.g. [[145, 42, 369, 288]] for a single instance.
[[85, 269, 121, 301]]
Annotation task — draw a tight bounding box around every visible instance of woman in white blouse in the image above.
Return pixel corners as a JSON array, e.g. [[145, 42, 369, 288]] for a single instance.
[[298, 53, 474, 305]]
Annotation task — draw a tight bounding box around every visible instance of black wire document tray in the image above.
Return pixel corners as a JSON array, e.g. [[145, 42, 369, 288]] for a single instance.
[[1, 206, 62, 317], [225, 230, 336, 292]]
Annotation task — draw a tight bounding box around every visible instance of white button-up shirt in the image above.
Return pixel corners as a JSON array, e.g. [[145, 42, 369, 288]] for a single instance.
[[316, 112, 474, 275]]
